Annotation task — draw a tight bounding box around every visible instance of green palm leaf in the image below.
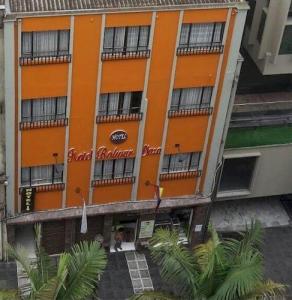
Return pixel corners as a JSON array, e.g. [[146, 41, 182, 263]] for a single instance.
[[130, 290, 180, 300], [149, 229, 198, 298], [245, 280, 286, 299], [59, 241, 106, 300]]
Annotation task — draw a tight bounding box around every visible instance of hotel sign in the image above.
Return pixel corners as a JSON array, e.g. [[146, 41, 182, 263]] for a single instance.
[[110, 130, 128, 144], [68, 144, 161, 162], [21, 187, 35, 213]]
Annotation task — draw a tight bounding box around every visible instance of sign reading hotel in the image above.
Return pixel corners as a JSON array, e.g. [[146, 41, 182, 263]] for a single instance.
[[21, 187, 35, 213], [68, 128, 161, 162]]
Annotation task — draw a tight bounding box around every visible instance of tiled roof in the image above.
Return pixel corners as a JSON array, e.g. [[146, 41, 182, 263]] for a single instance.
[[9, 0, 242, 13]]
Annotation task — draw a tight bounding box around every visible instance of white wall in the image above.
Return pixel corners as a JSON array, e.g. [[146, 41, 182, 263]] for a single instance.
[[218, 144, 292, 200]]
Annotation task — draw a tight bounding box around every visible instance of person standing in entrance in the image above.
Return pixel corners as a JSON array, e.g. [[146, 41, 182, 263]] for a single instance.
[[114, 228, 124, 252]]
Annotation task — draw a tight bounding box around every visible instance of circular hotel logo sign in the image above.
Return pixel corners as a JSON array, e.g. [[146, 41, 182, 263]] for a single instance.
[[110, 130, 128, 144]]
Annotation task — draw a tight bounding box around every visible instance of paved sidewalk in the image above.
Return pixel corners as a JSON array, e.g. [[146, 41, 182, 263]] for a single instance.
[[0, 261, 17, 290]]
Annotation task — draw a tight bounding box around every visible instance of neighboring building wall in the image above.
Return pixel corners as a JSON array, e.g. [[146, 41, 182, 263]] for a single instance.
[[243, 0, 292, 74], [218, 143, 292, 200]]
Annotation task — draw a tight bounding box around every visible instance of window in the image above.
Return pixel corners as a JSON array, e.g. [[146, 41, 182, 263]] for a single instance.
[[94, 158, 135, 180], [162, 152, 200, 174], [21, 97, 67, 122], [279, 25, 292, 54], [246, 0, 256, 28], [21, 164, 64, 187], [99, 92, 142, 116], [179, 23, 224, 48], [219, 157, 257, 191], [21, 30, 70, 58], [289, 1, 292, 17], [257, 12, 266, 43], [171, 87, 213, 111], [103, 26, 150, 53]]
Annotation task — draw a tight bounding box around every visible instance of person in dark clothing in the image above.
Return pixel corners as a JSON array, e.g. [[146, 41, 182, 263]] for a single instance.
[[114, 228, 124, 252]]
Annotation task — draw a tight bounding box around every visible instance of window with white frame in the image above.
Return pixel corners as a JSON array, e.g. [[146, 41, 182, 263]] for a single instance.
[[21, 97, 67, 122], [170, 87, 213, 111], [179, 23, 225, 48], [21, 164, 64, 187], [103, 26, 150, 53], [99, 92, 142, 116], [162, 152, 201, 174], [94, 158, 135, 180], [21, 30, 70, 58]]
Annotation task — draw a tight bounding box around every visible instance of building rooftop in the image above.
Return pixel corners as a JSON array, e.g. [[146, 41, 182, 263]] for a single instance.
[[7, 0, 243, 13]]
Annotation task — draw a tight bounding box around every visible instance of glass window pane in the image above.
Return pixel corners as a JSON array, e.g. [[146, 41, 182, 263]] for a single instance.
[[126, 27, 139, 51], [179, 24, 190, 46], [201, 87, 212, 107], [59, 30, 70, 55], [190, 153, 200, 170], [54, 164, 63, 183], [108, 93, 119, 115], [125, 158, 134, 177], [114, 27, 126, 51], [103, 28, 114, 52], [162, 155, 170, 173], [34, 31, 58, 57], [99, 94, 108, 115], [31, 165, 52, 185], [22, 32, 32, 57], [138, 26, 150, 50], [21, 167, 30, 186], [22, 100, 31, 122], [114, 159, 125, 178], [171, 90, 181, 110], [279, 25, 292, 55], [130, 92, 142, 113], [103, 160, 113, 179], [94, 161, 103, 180], [56, 97, 67, 119]]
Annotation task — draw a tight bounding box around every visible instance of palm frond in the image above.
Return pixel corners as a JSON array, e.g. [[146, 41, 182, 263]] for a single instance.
[[210, 250, 263, 300], [59, 241, 107, 300], [130, 290, 179, 300], [246, 280, 286, 299], [149, 229, 198, 298]]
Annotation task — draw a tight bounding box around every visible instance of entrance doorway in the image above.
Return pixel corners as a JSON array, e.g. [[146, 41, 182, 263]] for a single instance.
[[110, 216, 138, 253]]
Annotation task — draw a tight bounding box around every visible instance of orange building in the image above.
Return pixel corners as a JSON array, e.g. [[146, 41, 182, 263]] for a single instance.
[[3, 0, 248, 253]]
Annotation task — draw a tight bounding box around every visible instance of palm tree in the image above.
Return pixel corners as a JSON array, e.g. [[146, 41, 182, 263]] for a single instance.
[[5, 224, 107, 300], [132, 221, 285, 300]]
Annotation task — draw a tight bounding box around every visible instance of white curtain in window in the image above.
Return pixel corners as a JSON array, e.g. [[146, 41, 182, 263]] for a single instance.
[[56, 97, 67, 119], [103, 28, 114, 52], [175, 153, 190, 172], [59, 30, 69, 54], [114, 27, 125, 51], [33, 99, 55, 121], [125, 158, 134, 177], [108, 93, 119, 115], [34, 31, 58, 56], [138, 26, 149, 49], [122, 93, 132, 114], [31, 165, 52, 185], [103, 160, 113, 179], [126, 27, 139, 51], [22, 101, 31, 122], [94, 161, 103, 180], [114, 159, 125, 178], [181, 88, 202, 109], [22, 32, 32, 57], [179, 24, 190, 46], [171, 90, 181, 110], [201, 87, 213, 107], [190, 24, 213, 46], [21, 167, 30, 186]]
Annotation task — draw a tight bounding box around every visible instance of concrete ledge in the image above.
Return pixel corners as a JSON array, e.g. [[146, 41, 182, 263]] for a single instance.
[[6, 196, 211, 225]]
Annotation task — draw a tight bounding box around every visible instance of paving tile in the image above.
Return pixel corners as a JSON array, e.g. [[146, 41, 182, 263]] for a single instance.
[[142, 278, 153, 288], [140, 269, 150, 278], [132, 279, 143, 289], [137, 261, 147, 269], [130, 270, 140, 279], [128, 261, 138, 270], [125, 252, 136, 261]]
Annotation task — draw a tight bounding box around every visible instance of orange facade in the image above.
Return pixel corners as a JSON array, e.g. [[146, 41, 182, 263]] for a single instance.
[[17, 8, 234, 212]]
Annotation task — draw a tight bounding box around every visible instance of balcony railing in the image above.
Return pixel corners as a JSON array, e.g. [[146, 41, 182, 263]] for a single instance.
[[177, 44, 224, 56], [92, 176, 135, 187], [96, 112, 143, 123], [160, 170, 202, 181], [20, 54, 71, 66], [168, 107, 213, 118], [101, 49, 150, 61], [20, 118, 68, 130]]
